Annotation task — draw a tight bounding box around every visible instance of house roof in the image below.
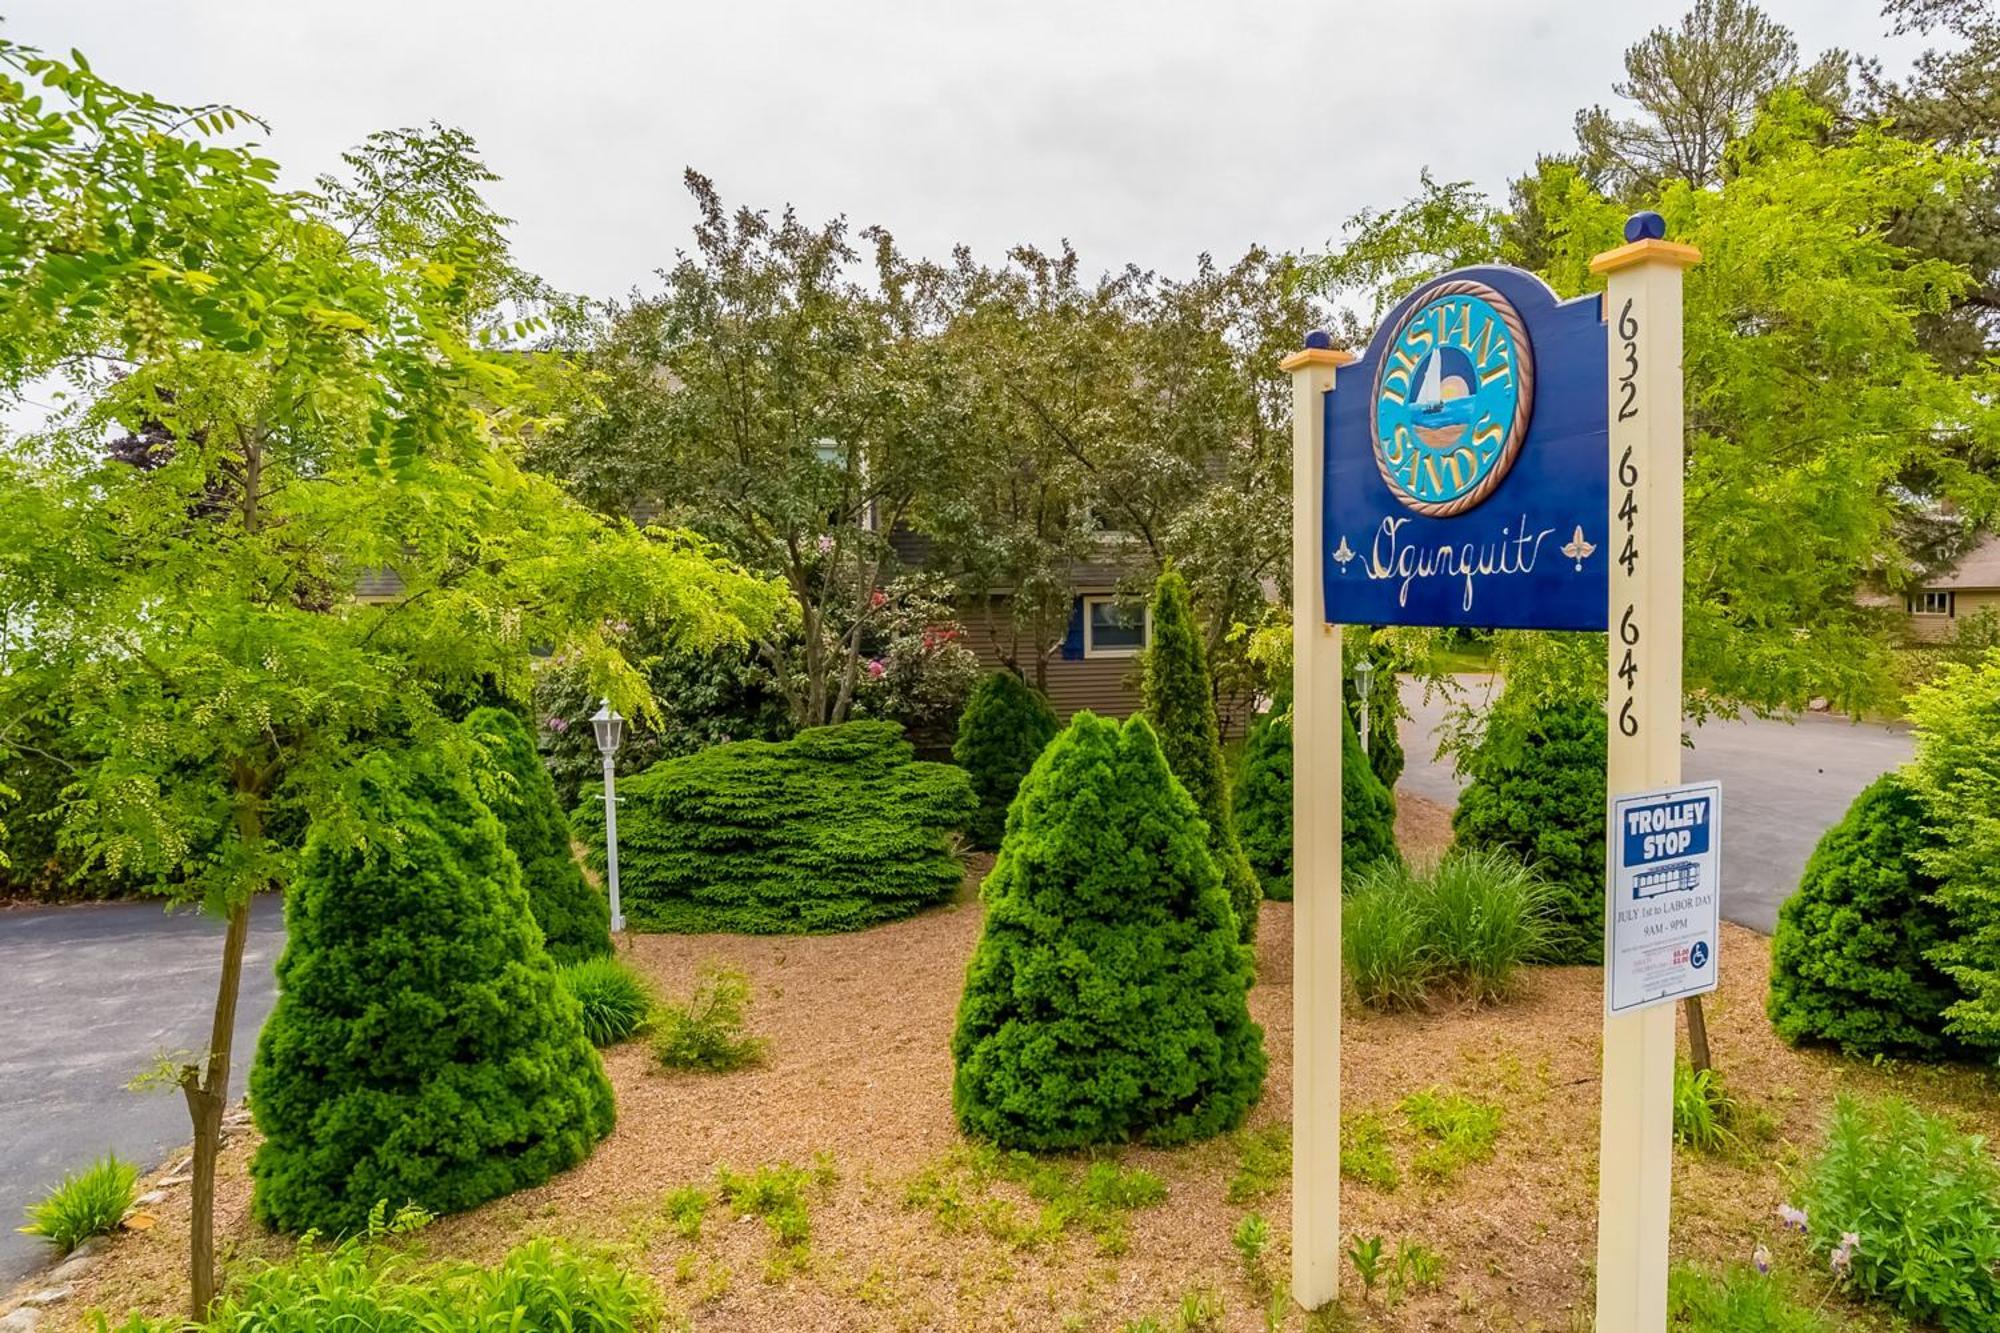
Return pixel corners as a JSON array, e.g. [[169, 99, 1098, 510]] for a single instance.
[[1931, 534, 2000, 591]]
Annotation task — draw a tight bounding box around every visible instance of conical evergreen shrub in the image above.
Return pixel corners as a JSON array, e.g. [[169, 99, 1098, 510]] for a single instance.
[[1344, 668, 1406, 791], [1450, 693, 1606, 963], [1767, 773, 1962, 1058], [1233, 697, 1397, 902], [952, 712, 1266, 1148], [1142, 570, 1261, 942], [953, 671, 1059, 850], [466, 706, 609, 964], [249, 751, 614, 1235]]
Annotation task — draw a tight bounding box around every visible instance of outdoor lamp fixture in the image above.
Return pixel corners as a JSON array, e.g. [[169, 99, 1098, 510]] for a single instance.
[[590, 699, 626, 935], [1353, 655, 1377, 755]]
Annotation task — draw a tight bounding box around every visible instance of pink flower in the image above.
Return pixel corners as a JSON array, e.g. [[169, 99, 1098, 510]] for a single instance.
[[867, 658, 886, 679], [816, 533, 835, 555], [1830, 1232, 1859, 1276], [545, 716, 569, 734]]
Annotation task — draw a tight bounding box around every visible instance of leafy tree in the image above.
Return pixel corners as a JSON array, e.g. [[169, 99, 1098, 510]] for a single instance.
[[1143, 570, 1260, 942], [952, 712, 1266, 1148], [571, 722, 973, 934], [0, 42, 776, 1314], [953, 671, 1059, 849], [530, 172, 965, 731], [249, 751, 614, 1234], [465, 707, 609, 964], [1451, 692, 1607, 965], [1904, 649, 2000, 1055], [1767, 773, 1962, 1058], [1572, 0, 1842, 194]]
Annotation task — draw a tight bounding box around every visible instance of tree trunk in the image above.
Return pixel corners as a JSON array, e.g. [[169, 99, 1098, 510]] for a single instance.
[[1682, 995, 1712, 1074], [182, 890, 252, 1318]]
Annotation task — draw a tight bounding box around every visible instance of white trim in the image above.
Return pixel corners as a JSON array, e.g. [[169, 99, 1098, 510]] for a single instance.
[[1081, 594, 1150, 658]]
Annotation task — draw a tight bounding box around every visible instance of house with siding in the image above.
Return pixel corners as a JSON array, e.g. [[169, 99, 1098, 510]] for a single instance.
[[1902, 534, 2000, 642]]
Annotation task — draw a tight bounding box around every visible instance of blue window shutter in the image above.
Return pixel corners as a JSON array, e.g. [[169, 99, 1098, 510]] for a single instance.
[[1061, 597, 1084, 660]]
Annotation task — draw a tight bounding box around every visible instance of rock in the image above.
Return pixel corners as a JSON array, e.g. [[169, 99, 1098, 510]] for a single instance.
[[0, 1306, 43, 1332], [134, 1190, 166, 1206], [157, 1174, 192, 1188], [1808, 696, 1831, 712], [17, 1287, 70, 1309]]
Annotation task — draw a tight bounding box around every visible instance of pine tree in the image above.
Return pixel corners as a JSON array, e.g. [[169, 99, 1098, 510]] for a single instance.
[[466, 707, 610, 963], [1142, 570, 1261, 942], [1450, 694, 1607, 964], [953, 671, 1060, 850], [249, 751, 614, 1234], [952, 713, 1266, 1148], [1767, 774, 1962, 1059], [1234, 695, 1397, 902]]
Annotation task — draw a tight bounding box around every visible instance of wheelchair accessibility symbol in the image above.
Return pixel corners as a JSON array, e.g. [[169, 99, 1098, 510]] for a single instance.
[[1690, 941, 1710, 970]]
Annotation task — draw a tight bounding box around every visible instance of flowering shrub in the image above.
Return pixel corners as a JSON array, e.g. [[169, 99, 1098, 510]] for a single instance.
[[1789, 1094, 2000, 1330]]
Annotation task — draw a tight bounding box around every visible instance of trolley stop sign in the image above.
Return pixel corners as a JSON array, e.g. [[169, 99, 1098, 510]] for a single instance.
[[1608, 780, 1722, 1015]]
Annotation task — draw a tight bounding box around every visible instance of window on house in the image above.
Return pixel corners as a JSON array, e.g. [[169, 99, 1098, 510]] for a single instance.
[[1910, 590, 1955, 616], [1083, 596, 1150, 657]]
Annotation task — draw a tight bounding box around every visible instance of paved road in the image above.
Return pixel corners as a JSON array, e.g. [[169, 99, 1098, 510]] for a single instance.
[[0, 894, 284, 1286], [1394, 676, 1914, 935]]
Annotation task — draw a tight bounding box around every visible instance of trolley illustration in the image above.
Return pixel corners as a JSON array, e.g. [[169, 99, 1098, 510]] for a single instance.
[[1631, 859, 1700, 900]]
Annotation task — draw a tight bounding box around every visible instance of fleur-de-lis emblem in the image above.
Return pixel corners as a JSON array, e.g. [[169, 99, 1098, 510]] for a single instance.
[[1332, 536, 1356, 570], [1562, 525, 1596, 572]]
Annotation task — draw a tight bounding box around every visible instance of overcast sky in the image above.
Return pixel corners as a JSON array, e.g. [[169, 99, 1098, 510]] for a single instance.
[[4, 2, 1925, 304]]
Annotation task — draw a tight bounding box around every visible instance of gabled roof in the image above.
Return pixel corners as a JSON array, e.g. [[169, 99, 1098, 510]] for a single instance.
[[1931, 534, 2000, 591]]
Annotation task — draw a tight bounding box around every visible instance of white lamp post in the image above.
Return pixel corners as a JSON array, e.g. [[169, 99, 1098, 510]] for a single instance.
[[1353, 655, 1377, 756], [590, 699, 626, 935]]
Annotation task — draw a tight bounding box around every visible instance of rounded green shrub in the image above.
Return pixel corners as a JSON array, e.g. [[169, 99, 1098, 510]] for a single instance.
[[952, 712, 1267, 1149], [1450, 693, 1606, 964], [1232, 699, 1397, 903], [249, 751, 614, 1235], [572, 721, 973, 934], [1767, 773, 1962, 1058], [1143, 569, 1261, 941], [559, 956, 654, 1047], [466, 706, 609, 964], [953, 670, 1059, 850]]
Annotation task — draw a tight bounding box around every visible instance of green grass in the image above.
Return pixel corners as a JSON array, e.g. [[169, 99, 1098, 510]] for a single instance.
[[1667, 1264, 1834, 1331], [904, 1145, 1166, 1255], [1339, 1112, 1400, 1192], [1672, 1061, 1738, 1154], [20, 1153, 136, 1253], [1343, 851, 1552, 1011], [652, 962, 767, 1072], [1226, 1124, 1290, 1204], [558, 956, 654, 1047], [661, 1185, 710, 1240], [1400, 1088, 1502, 1183], [713, 1160, 837, 1278]]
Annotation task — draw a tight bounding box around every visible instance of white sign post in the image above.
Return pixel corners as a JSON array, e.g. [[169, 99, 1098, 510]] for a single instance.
[[1608, 781, 1721, 1015], [1592, 229, 1700, 1332]]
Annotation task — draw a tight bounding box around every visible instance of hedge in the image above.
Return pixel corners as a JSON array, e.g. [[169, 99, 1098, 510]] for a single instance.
[[952, 712, 1266, 1148], [466, 706, 609, 964], [249, 751, 613, 1234], [572, 721, 974, 934], [1767, 773, 1962, 1059], [953, 670, 1059, 850], [1450, 693, 1606, 964], [1233, 696, 1397, 902], [1143, 570, 1261, 942]]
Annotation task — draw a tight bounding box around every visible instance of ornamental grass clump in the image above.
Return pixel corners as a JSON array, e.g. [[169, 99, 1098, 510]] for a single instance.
[[1343, 850, 1552, 1010], [19, 1153, 137, 1254], [1766, 773, 1962, 1059], [249, 752, 614, 1236], [953, 670, 1059, 849], [1790, 1094, 2000, 1331], [465, 706, 610, 964], [952, 712, 1266, 1149], [573, 721, 973, 934], [1450, 692, 1606, 963], [1143, 570, 1261, 941], [1233, 694, 1397, 903], [558, 956, 654, 1047]]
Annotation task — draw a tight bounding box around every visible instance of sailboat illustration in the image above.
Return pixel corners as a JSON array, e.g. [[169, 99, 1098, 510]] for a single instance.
[[1411, 348, 1477, 449]]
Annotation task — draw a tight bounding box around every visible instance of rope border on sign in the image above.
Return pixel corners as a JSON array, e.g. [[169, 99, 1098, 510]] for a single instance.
[[1369, 279, 1536, 519]]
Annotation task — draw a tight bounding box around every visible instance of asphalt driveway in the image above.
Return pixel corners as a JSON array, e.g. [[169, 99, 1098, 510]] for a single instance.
[[1395, 675, 1915, 934], [0, 894, 284, 1286]]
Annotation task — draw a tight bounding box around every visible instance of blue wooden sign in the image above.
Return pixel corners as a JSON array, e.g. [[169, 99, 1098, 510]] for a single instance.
[[1323, 266, 1608, 631]]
